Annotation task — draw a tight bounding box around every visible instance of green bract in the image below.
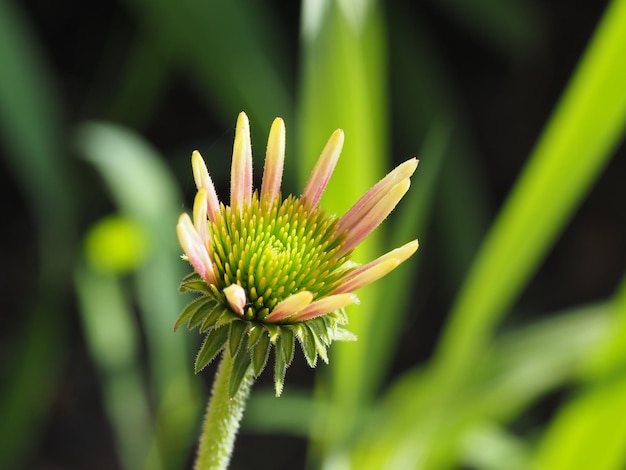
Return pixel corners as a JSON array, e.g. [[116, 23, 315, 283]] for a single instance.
[[176, 272, 353, 397]]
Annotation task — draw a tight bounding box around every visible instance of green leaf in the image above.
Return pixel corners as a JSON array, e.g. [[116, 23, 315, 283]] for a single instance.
[[178, 272, 211, 294], [295, 324, 318, 368], [228, 321, 249, 358], [229, 349, 253, 398], [433, 0, 626, 388], [194, 327, 229, 373], [251, 331, 271, 377], [534, 374, 626, 470]]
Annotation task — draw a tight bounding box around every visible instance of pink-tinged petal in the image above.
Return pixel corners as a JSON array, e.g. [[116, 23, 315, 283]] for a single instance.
[[301, 129, 344, 208], [223, 284, 246, 317], [289, 293, 358, 323], [338, 178, 411, 256], [261, 117, 285, 206], [230, 112, 253, 211], [333, 240, 419, 294], [337, 158, 418, 234], [191, 151, 220, 222], [193, 189, 210, 244], [264, 291, 314, 323], [177, 213, 217, 285]]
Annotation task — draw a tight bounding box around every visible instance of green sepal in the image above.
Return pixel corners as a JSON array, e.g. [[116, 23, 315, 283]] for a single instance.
[[195, 326, 229, 373], [229, 349, 252, 398], [308, 317, 331, 346], [274, 348, 287, 397], [248, 324, 264, 348], [278, 327, 295, 366], [264, 323, 281, 344], [215, 310, 240, 329], [329, 307, 349, 325], [294, 323, 317, 367], [188, 297, 220, 330], [306, 321, 329, 364], [199, 303, 228, 332], [174, 295, 212, 332], [251, 330, 271, 377], [178, 272, 211, 295], [228, 320, 248, 358], [333, 327, 357, 342], [273, 327, 295, 397]]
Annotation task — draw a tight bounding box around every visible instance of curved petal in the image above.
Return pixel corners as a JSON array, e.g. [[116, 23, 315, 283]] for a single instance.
[[333, 240, 419, 294], [192, 150, 220, 222], [261, 117, 285, 206], [231, 112, 253, 211], [223, 284, 247, 316], [176, 213, 216, 285], [289, 293, 358, 322], [193, 189, 210, 245], [301, 129, 344, 208], [337, 158, 418, 234], [338, 178, 411, 256], [264, 291, 314, 323]]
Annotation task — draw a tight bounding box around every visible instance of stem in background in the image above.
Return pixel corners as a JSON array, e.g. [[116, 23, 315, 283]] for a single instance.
[[194, 352, 255, 470]]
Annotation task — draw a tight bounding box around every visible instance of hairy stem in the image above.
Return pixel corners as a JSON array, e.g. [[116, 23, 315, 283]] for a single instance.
[[194, 352, 254, 470]]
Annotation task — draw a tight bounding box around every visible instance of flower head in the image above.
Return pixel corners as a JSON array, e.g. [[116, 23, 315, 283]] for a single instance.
[[176, 112, 418, 396]]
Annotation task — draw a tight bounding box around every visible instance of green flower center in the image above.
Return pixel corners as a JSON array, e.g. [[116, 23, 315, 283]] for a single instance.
[[208, 193, 349, 321]]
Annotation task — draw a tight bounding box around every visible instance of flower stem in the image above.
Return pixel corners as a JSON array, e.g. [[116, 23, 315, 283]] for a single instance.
[[194, 352, 255, 470]]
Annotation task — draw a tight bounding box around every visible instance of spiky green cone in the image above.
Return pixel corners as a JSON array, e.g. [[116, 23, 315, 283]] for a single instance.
[[176, 112, 418, 397]]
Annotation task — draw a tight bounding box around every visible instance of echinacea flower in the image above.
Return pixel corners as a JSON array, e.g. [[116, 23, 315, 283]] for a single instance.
[[176, 112, 418, 396]]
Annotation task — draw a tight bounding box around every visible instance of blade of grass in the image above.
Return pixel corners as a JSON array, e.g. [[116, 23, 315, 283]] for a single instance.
[[126, 0, 292, 128], [532, 273, 626, 469], [297, 0, 388, 459], [353, 301, 611, 468], [76, 123, 199, 468], [0, 2, 76, 468], [430, 0, 542, 58], [365, 120, 452, 394], [388, 5, 491, 292], [74, 265, 157, 470], [433, 0, 626, 390]]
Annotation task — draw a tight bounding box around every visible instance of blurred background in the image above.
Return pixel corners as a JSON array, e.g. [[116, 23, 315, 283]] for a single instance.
[[1, 0, 625, 469]]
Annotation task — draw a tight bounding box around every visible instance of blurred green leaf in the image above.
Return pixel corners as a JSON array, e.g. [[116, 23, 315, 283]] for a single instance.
[[433, 0, 626, 390], [533, 374, 626, 470], [583, 273, 626, 379], [430, 0, 543, 58], [74, 265, 157, 470], [297, 0, 389, 460], [532, 273, 626, 469], [244, 388, 323, 437], [76, 122, 199, 468], [126, 0, 292, 129], [0, 2, 75, 468], [353, 302, 611, 468]]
